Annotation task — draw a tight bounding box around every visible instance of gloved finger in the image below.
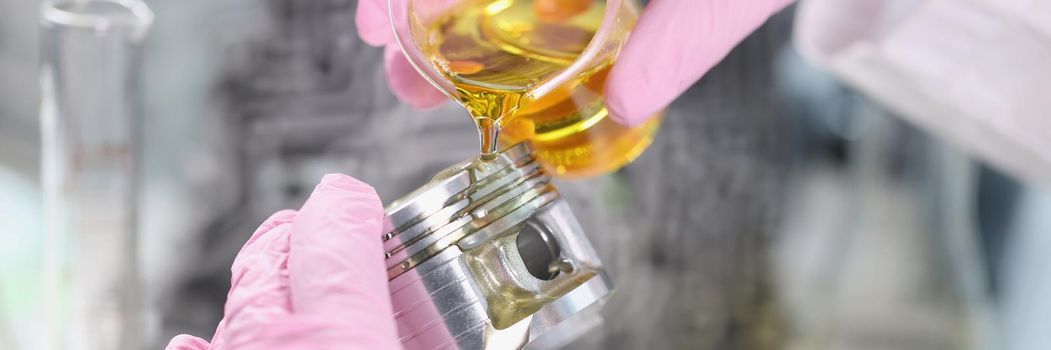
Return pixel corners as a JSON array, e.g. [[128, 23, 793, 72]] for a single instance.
[[385, 46, 448, 109], [356, 0, 394, 46], [211, 210, 296, 346], [212, 211, 296, 349], [605, 0, 794, 126], [287, 174, 400, 348], [165, 334, 210, 350]]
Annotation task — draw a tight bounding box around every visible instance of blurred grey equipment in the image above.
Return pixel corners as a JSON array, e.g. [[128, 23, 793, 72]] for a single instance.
[[39, 0, 153, 349], [384, 143, 610, 350]]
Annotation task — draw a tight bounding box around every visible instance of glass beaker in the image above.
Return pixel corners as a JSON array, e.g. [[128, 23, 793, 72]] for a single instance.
[[39, 0, 153, 348], [389, 0, 663, 178]]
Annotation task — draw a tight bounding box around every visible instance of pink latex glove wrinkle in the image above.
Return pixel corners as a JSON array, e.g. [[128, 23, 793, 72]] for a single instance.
[[357, 0, 794, 125], [165, 174, 400, 350]]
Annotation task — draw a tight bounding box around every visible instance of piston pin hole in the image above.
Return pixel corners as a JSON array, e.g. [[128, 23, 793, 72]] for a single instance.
[[515, 221, 563, 281]]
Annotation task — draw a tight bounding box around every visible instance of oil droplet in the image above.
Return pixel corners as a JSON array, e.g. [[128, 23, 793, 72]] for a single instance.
[[476, 117, 502, 159]]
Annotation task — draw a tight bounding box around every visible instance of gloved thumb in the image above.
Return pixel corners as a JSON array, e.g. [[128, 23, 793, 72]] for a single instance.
[[286, 174, 400, 348], [605, 0, 794, 126]]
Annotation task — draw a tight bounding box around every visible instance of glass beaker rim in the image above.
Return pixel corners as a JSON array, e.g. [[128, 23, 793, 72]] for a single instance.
[[387, 0, 637, 109], [41, 0, 154, 38]]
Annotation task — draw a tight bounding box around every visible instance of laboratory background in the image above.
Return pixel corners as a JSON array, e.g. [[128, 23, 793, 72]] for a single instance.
[[2, 0, 1051, 349]]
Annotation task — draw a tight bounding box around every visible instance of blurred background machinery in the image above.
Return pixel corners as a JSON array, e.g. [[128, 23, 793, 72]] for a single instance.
[[2, 0, 1050, 349]]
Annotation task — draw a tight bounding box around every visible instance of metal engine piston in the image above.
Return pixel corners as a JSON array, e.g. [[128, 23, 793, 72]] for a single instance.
[[382, 143, 612, 349]]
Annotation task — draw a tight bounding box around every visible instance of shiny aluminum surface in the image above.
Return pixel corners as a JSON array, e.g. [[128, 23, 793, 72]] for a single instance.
[[383, 143, 612, 349]]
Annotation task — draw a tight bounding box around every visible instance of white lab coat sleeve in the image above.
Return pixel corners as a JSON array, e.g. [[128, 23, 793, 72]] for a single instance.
[[794, 0, 1051, 185]]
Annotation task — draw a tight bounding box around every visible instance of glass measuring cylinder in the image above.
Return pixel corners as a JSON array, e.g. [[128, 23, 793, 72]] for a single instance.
[[40, 0, 153, 348]]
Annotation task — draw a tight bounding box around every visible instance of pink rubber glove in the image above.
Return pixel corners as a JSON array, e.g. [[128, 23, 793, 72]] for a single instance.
[[165, 174, 399, 350], [356, 0, 794, 125]]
